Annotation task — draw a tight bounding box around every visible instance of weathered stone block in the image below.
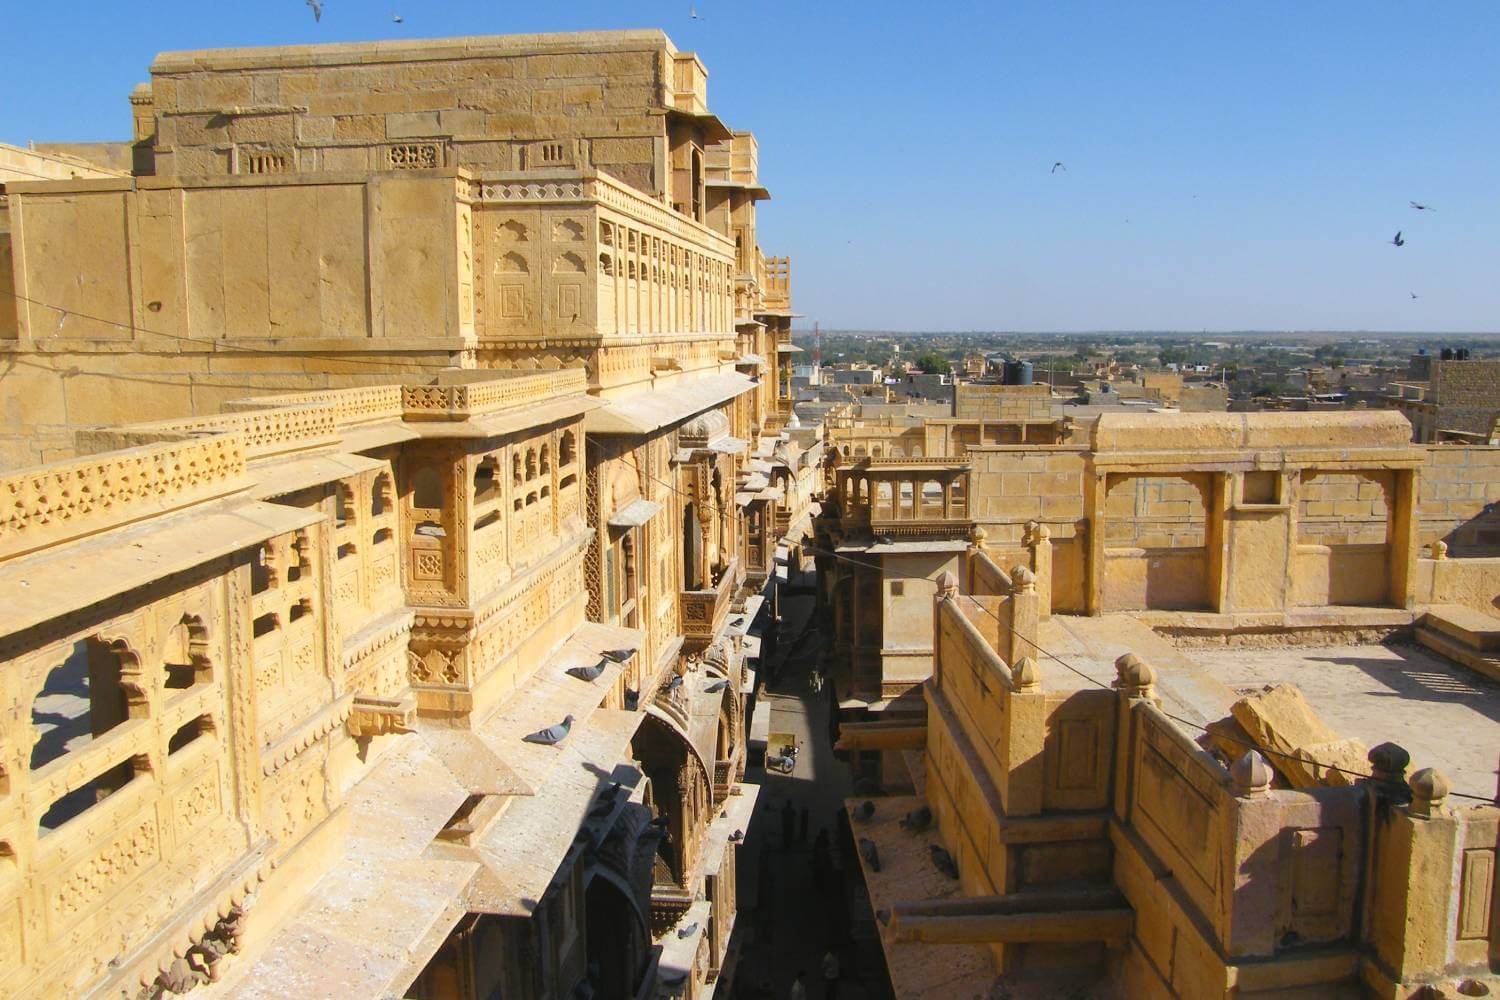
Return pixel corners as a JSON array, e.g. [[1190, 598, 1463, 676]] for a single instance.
[[1230, 683, 1369, 789], [386, 111, 442, 138]]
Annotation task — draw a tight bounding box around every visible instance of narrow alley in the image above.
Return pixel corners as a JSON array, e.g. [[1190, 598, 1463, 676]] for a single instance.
[[730, 576, 894, 1000]]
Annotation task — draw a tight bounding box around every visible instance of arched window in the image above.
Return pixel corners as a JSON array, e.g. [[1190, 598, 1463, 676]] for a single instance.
[[513, 453, 524, 487], [560, 430, 577, 466], [32, 637, 140, 830], [162, 615, 208, 690], [371, 473, 393, 517], [540, 444, 551, 474], [473, 455, 501, 505], [525, 449, 538, 481]]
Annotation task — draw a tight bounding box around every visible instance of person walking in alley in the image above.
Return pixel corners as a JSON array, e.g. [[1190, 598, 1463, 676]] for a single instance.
[[812, 828, 830, 890], [821, 949, 841, 1000], [789, 969, 809, 1000]]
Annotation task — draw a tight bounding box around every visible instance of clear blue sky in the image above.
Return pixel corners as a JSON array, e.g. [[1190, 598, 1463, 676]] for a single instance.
[[5, 2, 1498, 333]]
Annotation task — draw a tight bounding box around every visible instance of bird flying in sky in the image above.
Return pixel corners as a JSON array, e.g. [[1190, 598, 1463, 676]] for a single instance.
[[1051, 161, 1066, 173], [1390, 231, 1405, 247], [1409, 201, 1434, 211], [1410, 292, 1421, 300], [306, 0, 323, 23]]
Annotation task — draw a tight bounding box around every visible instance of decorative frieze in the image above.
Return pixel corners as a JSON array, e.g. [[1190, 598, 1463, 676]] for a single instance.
[[0, 435, 245, 560]]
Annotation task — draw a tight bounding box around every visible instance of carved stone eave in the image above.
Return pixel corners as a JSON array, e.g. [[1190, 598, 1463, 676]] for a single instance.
[[261, 693, 355, 777], [348, 691, 419, 738], [128, 839, 275, 996]]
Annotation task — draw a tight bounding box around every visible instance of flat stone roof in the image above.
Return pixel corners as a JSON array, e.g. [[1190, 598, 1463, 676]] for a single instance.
[[1191, 641, 1500, 802], [1039, 614, 1500, 801], [150, 29, 675, 72]]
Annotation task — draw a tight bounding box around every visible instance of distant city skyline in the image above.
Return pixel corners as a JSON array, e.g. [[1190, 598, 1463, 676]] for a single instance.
[[5, 1, 1498, 332]]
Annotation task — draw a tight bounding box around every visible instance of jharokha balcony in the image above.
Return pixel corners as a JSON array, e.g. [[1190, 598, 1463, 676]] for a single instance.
[[680, 557, 740, 650], [835, 458, 973, 541]]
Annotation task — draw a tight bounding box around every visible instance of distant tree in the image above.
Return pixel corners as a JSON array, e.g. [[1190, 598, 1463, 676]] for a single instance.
[[1158, 347, 1187, 366], [914, 352, 949, 375]]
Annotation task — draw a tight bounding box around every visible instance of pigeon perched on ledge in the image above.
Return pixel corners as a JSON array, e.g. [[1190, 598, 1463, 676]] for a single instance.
[[929, 844, 958, 879], [567, 658, 606, 682], [728, 829, 744, 843], [851, 800, 875, 821], [523, 714, 574, 746], [602, 648, 636, 663], [676, 921, 698, 939], [858, 837, 881, 872], [704, 679, 729, 693], [900, 805, 932, 832]]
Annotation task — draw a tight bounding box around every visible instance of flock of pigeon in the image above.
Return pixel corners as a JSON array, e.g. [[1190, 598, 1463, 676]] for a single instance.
[[848, 799, 955, 901], [1052, 160, 1436, 301]]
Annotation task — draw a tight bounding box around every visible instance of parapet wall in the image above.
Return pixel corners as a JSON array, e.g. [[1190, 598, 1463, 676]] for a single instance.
[[1419, 445, 1500, 552]]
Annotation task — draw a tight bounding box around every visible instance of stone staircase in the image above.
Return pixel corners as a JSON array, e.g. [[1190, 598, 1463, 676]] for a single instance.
[[1416, 604, 1500, 682]]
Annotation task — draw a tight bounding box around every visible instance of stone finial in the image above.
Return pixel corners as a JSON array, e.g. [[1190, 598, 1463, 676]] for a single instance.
[[1024, 519, 1051, 546], [1431, 539, 1448, 561], [1231, 750, 1273, 798], [1012, 656, 1040, 690], [1409, 767, 1451, 818], [1368, 741, 1412, 788], [1113, 653, 1156, 697], [936, 571, 959, 601], [1011, 565, 1037, 594], [970, 524, 988, 548]]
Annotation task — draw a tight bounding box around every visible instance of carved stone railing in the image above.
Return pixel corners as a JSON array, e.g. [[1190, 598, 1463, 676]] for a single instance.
[[0, 435, 247, 560], [80, 404, 341, 460], [470, 169, 735, 258], [402, 371, 589, 421], [225, 385, 404, 427], [681, 558, 738, 649], [867, 518, 974, 541]]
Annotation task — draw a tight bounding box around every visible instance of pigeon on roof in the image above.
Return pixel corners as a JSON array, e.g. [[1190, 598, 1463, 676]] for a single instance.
[[704, 679, 729, 693], [929, 844, 959, 879], [900, 805, 932, 832], [567, 658, 607, 682], [858, 838, 881, 872], [664, 675, 684, 693], [522, 714, 574, 746], [677, 921, 699, 939], [602, 648, 636, 663]]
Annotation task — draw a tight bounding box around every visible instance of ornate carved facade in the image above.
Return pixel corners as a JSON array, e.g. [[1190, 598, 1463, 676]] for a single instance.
[[0, 28, 799, 1000]]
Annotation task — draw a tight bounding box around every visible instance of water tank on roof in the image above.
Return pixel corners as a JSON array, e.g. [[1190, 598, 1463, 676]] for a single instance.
[[1002, 360, 1034, 386], [1441, 348, 1455, 360]]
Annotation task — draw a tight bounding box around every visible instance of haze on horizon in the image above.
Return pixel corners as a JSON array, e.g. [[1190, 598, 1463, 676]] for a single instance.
[[4, 1, 1497, 334]]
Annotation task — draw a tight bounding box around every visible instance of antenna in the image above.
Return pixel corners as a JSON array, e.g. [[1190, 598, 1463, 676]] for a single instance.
[[813, 321, 821, 367]]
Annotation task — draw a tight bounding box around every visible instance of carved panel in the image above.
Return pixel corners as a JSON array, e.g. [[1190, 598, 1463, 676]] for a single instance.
[[387, 143, 440, 169], [50, 816, 160, 925], [1459, 847, 1496, 940]]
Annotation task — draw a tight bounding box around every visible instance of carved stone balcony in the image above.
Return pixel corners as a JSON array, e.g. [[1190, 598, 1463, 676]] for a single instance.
[[681, 557, 739, 651]]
